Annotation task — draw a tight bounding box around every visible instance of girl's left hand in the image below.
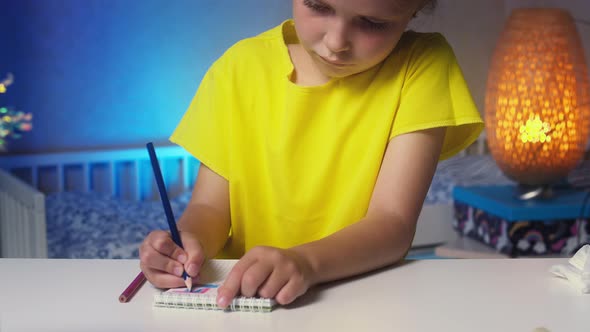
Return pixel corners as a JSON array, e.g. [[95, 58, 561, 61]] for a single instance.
[[216, 246, 315, 308]]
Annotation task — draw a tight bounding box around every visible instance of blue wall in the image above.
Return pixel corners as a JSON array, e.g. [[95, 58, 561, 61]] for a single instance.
[[0, 0, 291, 154]]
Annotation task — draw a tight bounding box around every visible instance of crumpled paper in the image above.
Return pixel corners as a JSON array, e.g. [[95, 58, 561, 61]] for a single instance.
[[550, 244, 590, 293]]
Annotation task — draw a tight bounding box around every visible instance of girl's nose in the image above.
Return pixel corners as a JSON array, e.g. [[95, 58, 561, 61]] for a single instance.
[[323, 20, 351, 54]]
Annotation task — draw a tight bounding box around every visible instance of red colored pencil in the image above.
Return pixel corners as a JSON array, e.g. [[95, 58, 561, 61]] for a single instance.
[[119, 271, 147, 303]]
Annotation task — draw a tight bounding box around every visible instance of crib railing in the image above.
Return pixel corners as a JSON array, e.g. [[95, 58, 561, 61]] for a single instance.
[[0, 145, 197, 258], [0, 145, 198, 201], [0, 169, 47, 258]]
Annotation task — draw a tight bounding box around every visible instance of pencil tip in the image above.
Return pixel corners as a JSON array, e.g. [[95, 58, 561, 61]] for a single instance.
[[185, 276, 193, 291]]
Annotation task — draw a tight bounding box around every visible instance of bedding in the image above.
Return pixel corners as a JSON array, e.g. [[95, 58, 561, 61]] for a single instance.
[[425, 154, 513, 204], [46, 155, 512, 259], [46, 191, 191, 259]]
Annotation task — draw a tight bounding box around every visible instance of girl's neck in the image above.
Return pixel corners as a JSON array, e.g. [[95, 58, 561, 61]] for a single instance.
[[287, 44, 332, 87]]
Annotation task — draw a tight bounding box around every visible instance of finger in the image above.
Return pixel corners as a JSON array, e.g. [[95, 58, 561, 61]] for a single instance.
[[140, 240, 186, 278], [240, 262, 274, 298], [140, 263, 187, 289], [216, 256, 257, 308], [149, 230, 187, 261], [179, 232, 205, 277], [256, 269, 287, 299], [275, 277, 306, 305]]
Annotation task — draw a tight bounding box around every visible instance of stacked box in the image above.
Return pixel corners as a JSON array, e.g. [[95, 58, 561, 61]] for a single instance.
[[452, 185, 590, 257]]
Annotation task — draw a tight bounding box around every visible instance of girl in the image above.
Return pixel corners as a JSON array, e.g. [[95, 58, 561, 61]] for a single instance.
[[140, 0, 483, 309]]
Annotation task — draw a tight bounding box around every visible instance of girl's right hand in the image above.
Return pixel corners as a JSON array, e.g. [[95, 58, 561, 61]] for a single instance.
[[139, 230, 205, 288]]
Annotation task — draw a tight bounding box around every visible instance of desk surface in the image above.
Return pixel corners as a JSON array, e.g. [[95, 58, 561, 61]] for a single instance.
[[1, 258, 588, 332]]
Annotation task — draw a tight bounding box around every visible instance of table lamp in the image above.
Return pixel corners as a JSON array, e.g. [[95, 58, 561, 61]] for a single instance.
[[485, 8, 590, 199]]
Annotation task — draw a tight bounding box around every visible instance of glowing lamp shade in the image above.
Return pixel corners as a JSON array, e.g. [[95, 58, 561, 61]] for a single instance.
[[485, 8, 590, 185]]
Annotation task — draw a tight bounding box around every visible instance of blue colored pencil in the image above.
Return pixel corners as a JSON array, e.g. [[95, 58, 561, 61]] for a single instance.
[[146, 142, 192, 291]]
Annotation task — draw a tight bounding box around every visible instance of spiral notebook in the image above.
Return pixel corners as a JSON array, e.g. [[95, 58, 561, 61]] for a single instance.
[[153, 259, 277, 312]]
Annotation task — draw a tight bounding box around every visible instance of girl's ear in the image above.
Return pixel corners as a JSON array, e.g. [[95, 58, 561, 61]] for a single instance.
[[414, 0, 436, 18]]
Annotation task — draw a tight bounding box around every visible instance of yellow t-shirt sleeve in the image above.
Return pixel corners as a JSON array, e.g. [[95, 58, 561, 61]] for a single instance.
[[389, 33, 484, 160], [169, 60, 231, 180]]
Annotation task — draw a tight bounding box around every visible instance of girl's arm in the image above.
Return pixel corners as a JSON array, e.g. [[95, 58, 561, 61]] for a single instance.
[[217, 127, 446, 306], [293, 127, 446, 284], [139, 164, 230, 288], [177, 164, 231, 260]]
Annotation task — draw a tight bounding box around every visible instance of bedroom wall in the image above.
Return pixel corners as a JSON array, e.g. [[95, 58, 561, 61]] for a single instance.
[[0, 0, 291, 154], [2, 1, 588, 154], [408, 0, 505, 124], [504, 0, 590, 71]]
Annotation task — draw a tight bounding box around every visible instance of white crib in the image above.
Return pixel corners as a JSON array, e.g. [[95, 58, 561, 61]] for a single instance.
[[0, 145, 198, 258], [0, 169, 46, 258]]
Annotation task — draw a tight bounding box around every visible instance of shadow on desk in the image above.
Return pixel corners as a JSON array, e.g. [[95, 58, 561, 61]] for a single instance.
[[283, 260, 418, 309]]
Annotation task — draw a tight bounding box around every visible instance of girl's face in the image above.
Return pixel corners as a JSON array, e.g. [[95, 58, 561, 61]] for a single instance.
[[292, 0, 421, 78]]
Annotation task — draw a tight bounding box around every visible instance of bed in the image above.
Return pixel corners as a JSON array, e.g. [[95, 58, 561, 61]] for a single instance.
[[0, 139, 503, 259], [0, 145, 199, 258]]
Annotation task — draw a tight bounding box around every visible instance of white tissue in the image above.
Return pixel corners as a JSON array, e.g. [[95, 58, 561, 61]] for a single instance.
[[550, 244, 590, 293]]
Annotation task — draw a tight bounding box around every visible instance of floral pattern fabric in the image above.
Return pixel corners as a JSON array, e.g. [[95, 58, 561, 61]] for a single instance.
[[46, 192, 191, 259]]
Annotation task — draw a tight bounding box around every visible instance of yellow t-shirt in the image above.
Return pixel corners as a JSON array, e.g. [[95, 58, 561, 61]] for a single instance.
[[171, 20, 483, 258]]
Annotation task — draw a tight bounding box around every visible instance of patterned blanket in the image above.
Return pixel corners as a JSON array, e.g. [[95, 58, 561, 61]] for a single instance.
[[46, 191, 191, 259], [47, 155, 512, 259]]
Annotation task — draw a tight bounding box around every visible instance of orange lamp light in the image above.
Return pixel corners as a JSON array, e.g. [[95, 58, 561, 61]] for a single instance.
[[485, 8, 590, 188]]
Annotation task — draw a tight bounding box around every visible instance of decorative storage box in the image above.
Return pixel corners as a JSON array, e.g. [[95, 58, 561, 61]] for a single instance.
[[452, 185, 590, 257]]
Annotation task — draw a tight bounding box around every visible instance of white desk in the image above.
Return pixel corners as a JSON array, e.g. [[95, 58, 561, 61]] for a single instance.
[[1, 258, 588, 332]]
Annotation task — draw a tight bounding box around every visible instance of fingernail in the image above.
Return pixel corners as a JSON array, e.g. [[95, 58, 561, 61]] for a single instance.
[[187, 263, 198, 276], [178, 254, 187, 264], [218, 296, 227, 307], [174, 266, 183, 277]]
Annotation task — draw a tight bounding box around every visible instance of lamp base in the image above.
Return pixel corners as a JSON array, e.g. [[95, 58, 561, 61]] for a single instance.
[[515, 184, 553, 200]]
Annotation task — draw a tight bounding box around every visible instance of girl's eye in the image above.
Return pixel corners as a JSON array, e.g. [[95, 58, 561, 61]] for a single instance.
[[359, 18, 390, 31], [303, 0, 332, 14], [302, 0, 391, 31]]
